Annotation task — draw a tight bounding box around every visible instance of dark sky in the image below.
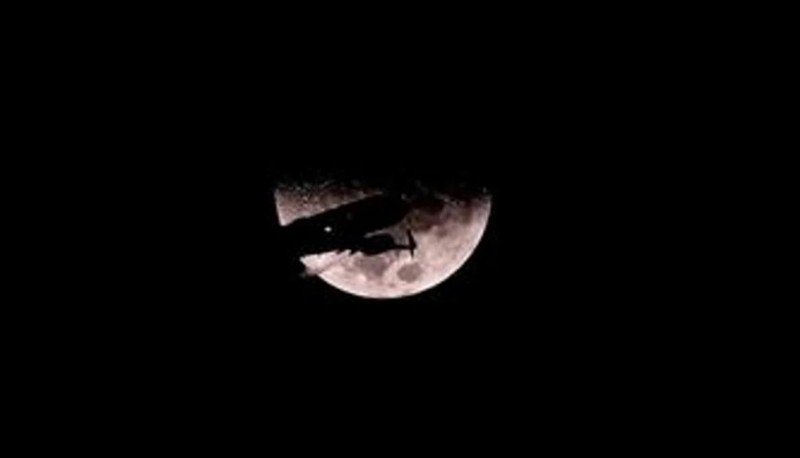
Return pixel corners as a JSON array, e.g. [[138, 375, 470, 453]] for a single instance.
[[169, 158, 651, 347], [76, 44, 688, 372], [85, 117, 680, 370], [40, 20, 711, 416]]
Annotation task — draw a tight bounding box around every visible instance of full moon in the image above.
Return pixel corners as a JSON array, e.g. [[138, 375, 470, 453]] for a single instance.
[[274, 178, 491, 299]]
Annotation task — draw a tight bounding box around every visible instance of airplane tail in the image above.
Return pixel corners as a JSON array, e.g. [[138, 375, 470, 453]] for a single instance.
[[406, 229, 416, 257]]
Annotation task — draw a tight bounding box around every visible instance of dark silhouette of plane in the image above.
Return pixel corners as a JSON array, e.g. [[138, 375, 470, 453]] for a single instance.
[[281, 194, 417, 263]]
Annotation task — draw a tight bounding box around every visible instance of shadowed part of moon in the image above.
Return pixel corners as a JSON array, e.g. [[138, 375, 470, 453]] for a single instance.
[[434, 226, 450, 238], [354, 256, 389, 279], [397, 263, 423, 283], [408, 196, 448, 231]]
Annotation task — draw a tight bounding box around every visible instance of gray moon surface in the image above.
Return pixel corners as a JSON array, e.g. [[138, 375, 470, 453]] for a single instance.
[[274, 180, 491, 299]]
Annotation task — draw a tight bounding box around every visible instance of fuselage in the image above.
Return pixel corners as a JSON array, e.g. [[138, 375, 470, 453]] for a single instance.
[[282, 194, 410, 257]]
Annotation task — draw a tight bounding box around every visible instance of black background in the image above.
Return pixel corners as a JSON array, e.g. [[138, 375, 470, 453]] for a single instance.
[[15, 8, 746, 440], [78, 71, 679, 361], [112, 140, 675, 366], [43, 28, 702, 408]]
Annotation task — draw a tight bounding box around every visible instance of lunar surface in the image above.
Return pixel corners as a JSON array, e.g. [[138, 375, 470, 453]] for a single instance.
[[274, 178, 491, 299]]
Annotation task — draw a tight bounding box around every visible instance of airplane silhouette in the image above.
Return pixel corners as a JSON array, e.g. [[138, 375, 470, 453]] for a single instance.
[[281, 193, 417, 263]]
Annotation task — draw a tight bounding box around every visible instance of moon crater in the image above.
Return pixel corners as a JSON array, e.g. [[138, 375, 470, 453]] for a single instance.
[[397, 263, 423, 283]]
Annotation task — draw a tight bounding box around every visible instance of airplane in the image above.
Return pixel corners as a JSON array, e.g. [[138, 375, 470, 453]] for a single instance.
[[280, 193, 417, 263]]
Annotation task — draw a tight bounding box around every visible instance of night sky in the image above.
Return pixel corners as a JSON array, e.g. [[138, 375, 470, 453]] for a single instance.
[[41, 18, 707, 423]]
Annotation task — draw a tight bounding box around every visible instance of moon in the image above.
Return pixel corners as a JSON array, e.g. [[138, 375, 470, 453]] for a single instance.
[[274, 178, 491, 299]]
